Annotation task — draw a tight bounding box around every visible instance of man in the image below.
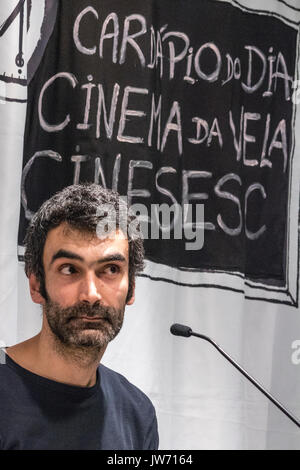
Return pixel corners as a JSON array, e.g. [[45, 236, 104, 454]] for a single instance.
[[0, 183, 159, 450]]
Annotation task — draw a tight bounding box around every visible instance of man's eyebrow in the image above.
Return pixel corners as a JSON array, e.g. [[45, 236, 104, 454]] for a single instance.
[[50, 249, 127, 266], [97, 254, 127, 264], [50, 249, 84, 266]]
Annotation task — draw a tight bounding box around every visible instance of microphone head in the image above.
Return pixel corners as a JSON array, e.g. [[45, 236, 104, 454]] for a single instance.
[[170, 323, 193, 337]]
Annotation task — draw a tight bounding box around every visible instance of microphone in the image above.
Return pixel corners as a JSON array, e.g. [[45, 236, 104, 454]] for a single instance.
[[170, 323, 192, 337], [170, 323, 300, 429]]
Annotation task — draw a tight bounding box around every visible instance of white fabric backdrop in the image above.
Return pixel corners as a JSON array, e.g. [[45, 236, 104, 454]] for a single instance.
[[0, 0, 300, 450]]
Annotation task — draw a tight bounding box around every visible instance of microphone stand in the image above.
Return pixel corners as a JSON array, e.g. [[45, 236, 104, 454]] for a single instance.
[[170, 323, 300, 429]]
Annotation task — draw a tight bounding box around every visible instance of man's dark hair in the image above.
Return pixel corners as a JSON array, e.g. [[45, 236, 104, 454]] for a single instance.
[[24, 183, 144, 303]]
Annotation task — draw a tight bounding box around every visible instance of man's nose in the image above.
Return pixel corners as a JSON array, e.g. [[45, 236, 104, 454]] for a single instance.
[[78, 272, 102, 304]]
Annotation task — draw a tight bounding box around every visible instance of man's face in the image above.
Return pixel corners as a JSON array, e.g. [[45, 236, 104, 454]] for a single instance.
[[36, 223, 133, 350]]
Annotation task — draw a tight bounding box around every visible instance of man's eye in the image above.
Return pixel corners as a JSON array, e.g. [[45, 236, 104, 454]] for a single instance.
[[104, 265, 120, 275], [60, 265, 77, 275]]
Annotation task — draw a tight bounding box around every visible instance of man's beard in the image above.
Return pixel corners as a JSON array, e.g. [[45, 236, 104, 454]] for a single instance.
[[44, 297, 125, 350]]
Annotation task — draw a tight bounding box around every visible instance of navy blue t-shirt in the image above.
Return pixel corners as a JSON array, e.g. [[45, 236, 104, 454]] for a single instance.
[[0, 350, 159, 450]]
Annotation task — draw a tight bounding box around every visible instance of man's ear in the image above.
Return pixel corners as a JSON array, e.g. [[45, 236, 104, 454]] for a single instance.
[[126, 280, 135, 306], [29, 274, 46, 305]]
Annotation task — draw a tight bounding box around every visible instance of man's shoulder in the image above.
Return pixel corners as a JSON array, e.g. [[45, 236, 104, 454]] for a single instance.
[[99, 363, 155, 412], [99, 364, 159, 450]]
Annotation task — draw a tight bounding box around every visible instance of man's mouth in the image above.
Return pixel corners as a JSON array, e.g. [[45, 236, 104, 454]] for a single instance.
[[70, 316, 109, 323], [79, 316, 105, 321]]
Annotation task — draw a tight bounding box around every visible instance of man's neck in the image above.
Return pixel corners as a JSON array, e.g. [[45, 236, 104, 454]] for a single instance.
[[6, 331, 106, 388]]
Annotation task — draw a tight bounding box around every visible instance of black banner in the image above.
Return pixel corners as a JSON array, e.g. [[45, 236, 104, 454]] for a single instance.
[[18, 0, 298, 292]]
